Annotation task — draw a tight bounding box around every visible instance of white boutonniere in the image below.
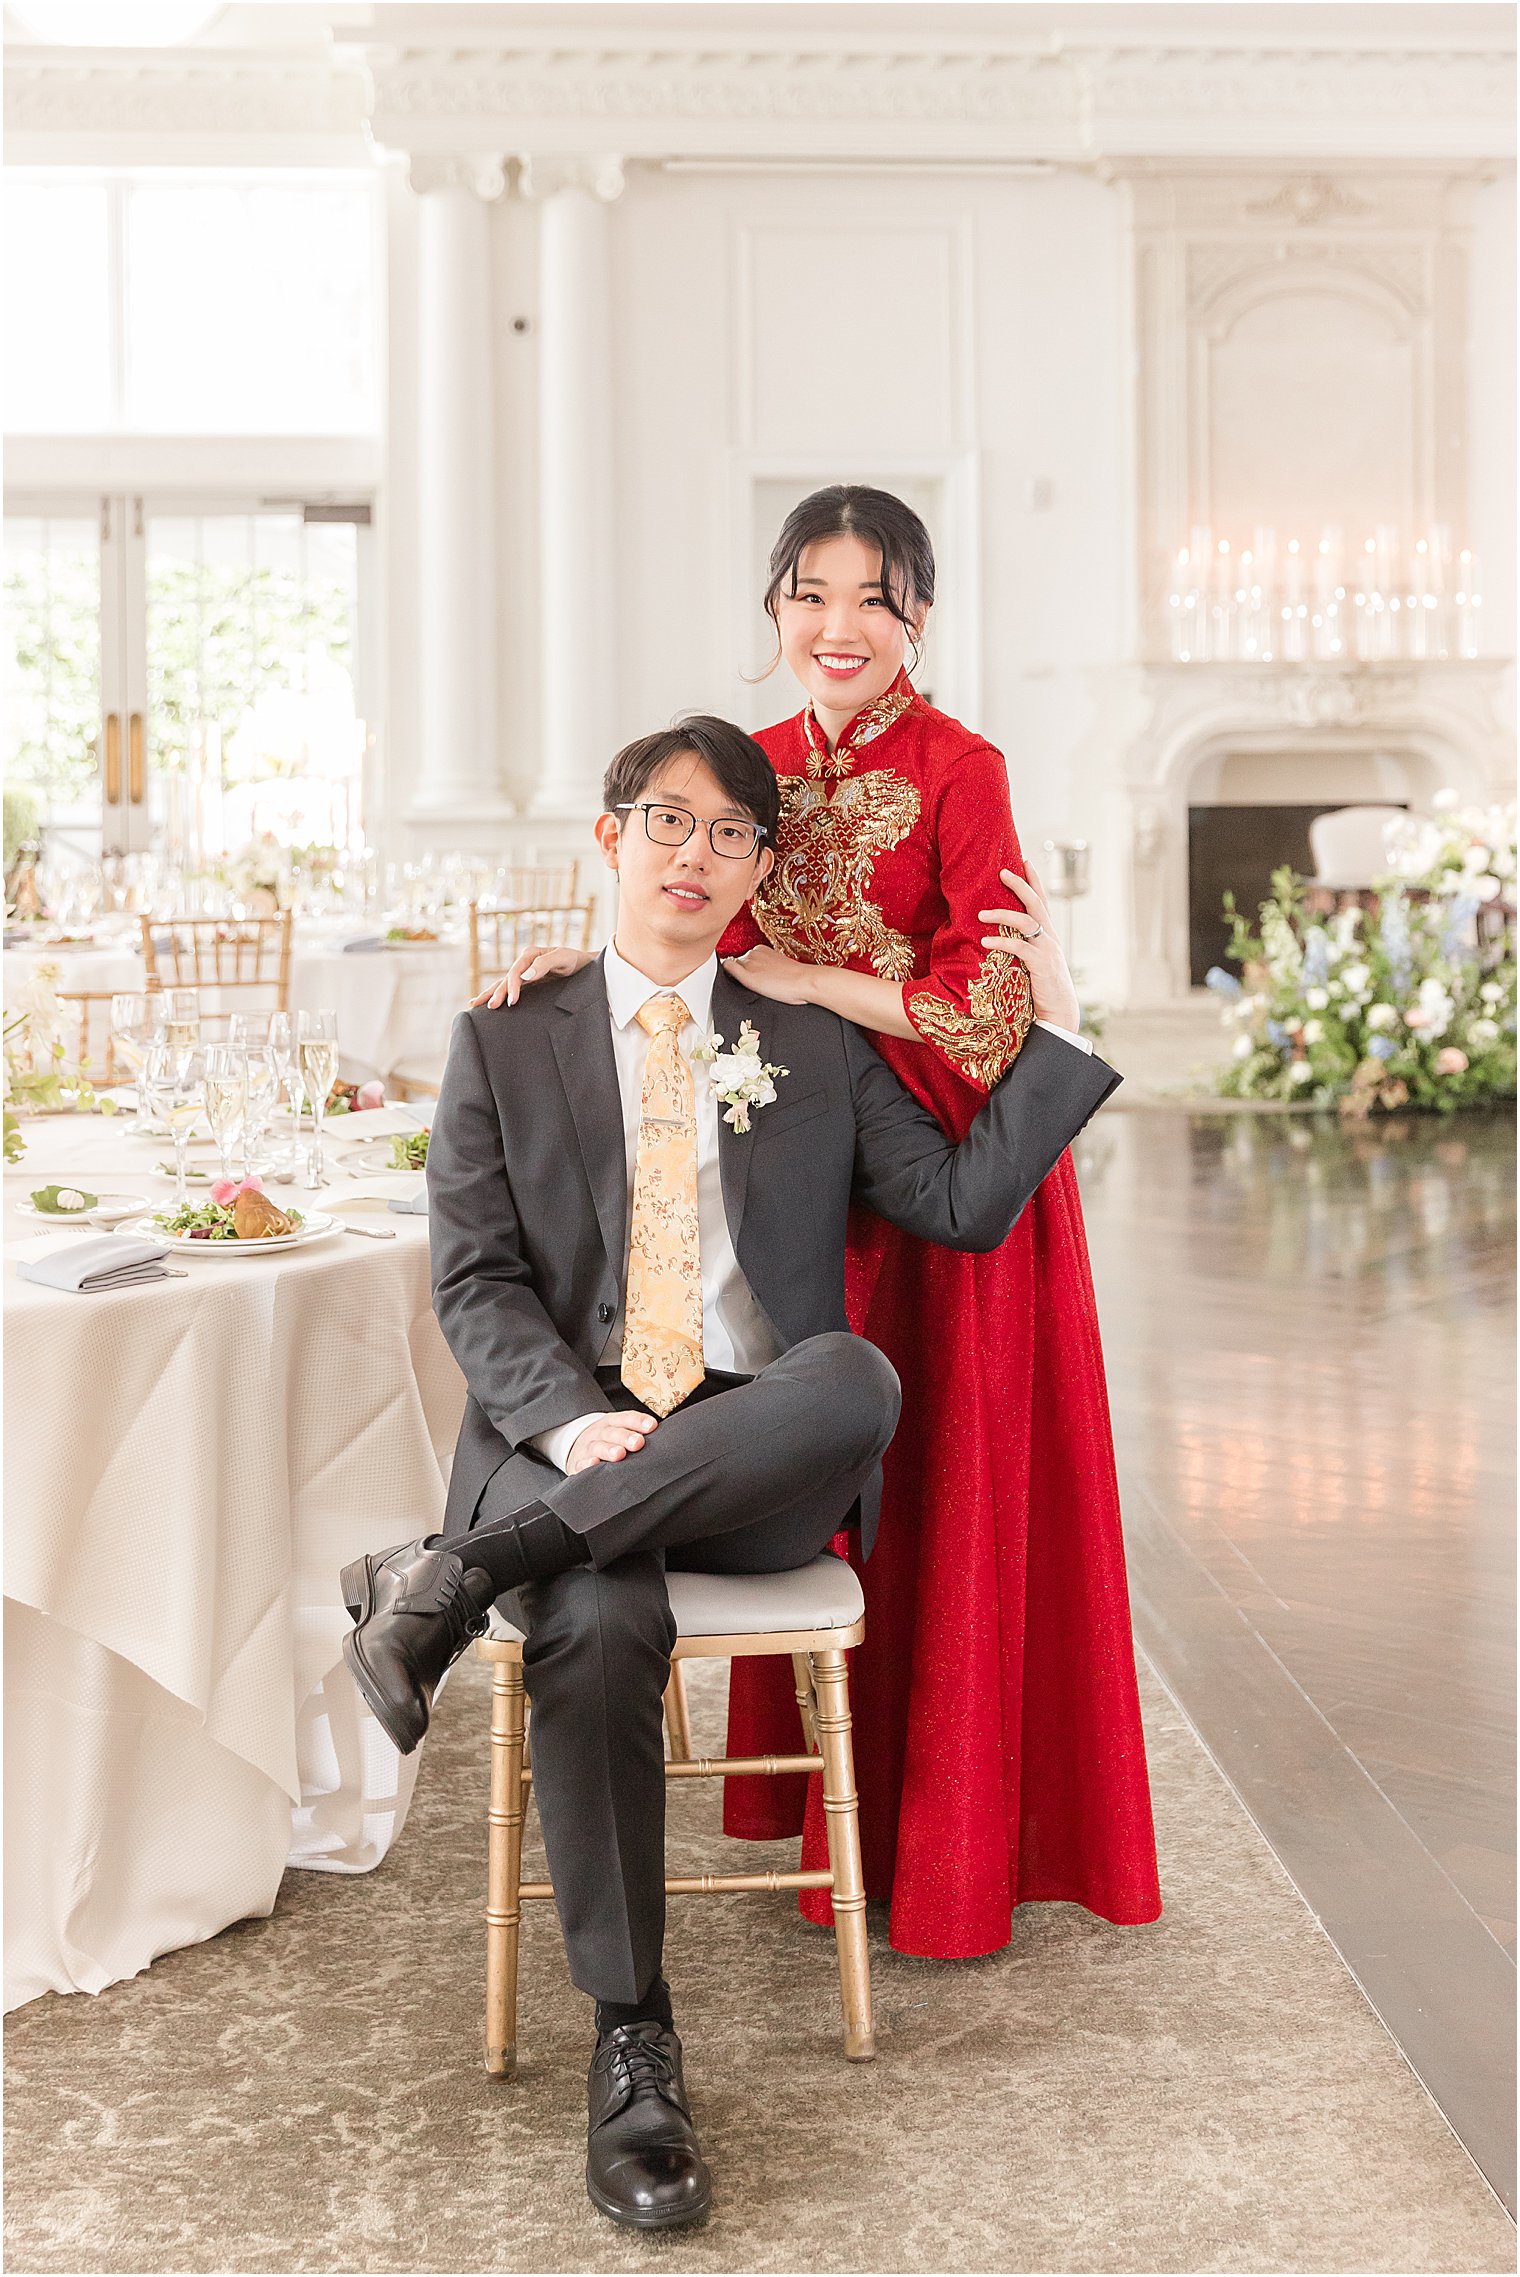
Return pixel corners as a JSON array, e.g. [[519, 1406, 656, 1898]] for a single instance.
[[691, 1020, 789, 1134]]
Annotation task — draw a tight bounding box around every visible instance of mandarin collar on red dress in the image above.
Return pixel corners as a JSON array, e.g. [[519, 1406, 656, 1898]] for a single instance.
[[802, 667, 920, 779]]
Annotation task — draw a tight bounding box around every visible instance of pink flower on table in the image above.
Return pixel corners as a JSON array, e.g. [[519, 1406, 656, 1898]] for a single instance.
[[355, 1081, 385, 1110], [211, 1178, 238, 1205], [1435, 1047, 1469, 1075]]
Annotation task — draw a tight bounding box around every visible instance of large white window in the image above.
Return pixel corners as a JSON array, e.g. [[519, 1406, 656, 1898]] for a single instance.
[[4, 166, 380, 868], [5, 499, 371, 859], [5, 168, 378, 435]]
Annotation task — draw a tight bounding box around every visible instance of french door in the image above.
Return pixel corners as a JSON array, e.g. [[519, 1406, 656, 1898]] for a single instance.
[[4, 494, 372, 862]]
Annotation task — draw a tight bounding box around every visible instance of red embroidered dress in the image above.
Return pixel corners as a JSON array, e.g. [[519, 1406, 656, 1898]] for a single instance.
[[719, 672, 1161, 1955]]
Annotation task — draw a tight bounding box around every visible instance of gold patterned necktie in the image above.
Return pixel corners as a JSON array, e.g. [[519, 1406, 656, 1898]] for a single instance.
[[620, 993, 705, 1417]]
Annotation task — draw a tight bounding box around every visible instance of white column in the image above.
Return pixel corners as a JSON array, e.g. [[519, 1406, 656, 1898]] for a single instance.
[[408, 157, 511, 821], [522, 155, 625, 818]]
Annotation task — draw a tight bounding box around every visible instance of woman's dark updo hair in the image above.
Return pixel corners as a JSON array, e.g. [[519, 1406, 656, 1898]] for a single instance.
[[761, 485, 936, 674]]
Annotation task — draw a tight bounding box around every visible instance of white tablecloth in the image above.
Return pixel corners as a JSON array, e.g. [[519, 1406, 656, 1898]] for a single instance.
[[4, 927, 471, 1085], [3, 1107, 466, 2011]]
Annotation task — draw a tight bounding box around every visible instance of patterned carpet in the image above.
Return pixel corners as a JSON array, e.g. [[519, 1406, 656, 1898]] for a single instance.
[[5, 1653, 1512, 2275]]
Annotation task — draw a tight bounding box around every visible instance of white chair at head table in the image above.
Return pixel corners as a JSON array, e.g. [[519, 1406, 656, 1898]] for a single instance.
[[1306, 805, 1424, 892]]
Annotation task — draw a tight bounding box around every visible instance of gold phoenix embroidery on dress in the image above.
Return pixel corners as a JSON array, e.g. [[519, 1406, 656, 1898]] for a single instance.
[[803, 685, 917, 780], [907, 949, 1035, 1090], [754, 771, 922, 980], [621, 994, 705, 1417]]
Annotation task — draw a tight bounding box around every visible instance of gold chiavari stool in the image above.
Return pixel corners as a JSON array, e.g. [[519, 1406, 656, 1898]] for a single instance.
[[475, 1554, 873, 2079], [467, 898, 598, 1002], [138, 911, 293, 1012]]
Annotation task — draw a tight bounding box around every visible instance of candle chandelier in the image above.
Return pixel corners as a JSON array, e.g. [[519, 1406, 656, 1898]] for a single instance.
[[1165, 526, 1484, 665]]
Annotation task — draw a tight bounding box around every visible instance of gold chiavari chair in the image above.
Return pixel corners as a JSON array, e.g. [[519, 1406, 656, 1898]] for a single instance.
[[474, 1556, 874, 2080], [467, 899, 598, 1002], [138, 911, 293, 1013], [15, 990, 142, 1086], [388, 903, 600, 1104], [490, 860, 580, 911]]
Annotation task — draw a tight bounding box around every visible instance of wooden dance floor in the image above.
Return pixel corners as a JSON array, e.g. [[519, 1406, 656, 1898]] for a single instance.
[[1079, 1103, 1516, 2213]]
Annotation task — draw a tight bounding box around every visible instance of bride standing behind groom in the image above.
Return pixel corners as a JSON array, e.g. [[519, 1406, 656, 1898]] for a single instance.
[[480, 486, 1161, 1958]]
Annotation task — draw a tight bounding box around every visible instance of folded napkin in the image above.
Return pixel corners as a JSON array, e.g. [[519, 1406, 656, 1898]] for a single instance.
[[341, 935, 387, 954], [18, 1233, 175, 1293], [387, 1189, 428, 1216]]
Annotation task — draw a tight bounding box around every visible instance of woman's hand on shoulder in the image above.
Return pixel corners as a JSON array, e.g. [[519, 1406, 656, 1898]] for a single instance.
[[469, 944, 595, 1010], [719, 945, 817, 1005], [978, 865, 1082, 1033]]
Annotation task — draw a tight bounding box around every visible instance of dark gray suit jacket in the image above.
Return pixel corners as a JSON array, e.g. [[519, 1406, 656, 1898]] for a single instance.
[[428, 958, 1120, 1550]]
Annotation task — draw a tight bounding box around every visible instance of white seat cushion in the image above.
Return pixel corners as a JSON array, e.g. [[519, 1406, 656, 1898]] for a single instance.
[[484, 1552, 863, 1647]]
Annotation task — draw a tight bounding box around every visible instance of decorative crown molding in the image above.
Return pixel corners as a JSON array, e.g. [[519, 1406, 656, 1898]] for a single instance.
[[5, 35, 1513, 167], [4, 51, 369, 148], [361, 38, 1514, 165], [1245, 174, 1375, 226]]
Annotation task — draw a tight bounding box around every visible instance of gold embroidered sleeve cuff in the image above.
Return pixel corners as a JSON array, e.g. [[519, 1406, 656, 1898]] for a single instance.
[[905, 951, 1034, 1090]]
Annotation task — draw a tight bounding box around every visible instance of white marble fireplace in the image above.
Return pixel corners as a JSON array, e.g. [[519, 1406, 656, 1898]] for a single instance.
[[1114, 658, 1512, 1000]]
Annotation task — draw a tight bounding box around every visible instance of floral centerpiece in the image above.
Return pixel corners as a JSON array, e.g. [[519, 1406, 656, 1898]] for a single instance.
[[1210, 795, 1516, 1117], [3, 961, 113, 1155], [223, 833, 294, 915]]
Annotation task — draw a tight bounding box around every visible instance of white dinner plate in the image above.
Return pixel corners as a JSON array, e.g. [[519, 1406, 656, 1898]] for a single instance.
[[120, 1210, 343, 1255], [89, 1192, 154, 1225], [17, 1191, 154, 1226], [338, 1139, 429, 1172], [16, 1197, 100, 1225]]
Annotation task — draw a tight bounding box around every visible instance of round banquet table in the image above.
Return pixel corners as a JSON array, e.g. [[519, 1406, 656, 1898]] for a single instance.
[[3, 1105, 466, 2011], [4, 923, 470, 1086]]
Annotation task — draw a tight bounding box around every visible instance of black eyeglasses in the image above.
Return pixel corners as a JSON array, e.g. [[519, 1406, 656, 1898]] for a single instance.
[[614, 803, 768, 860]]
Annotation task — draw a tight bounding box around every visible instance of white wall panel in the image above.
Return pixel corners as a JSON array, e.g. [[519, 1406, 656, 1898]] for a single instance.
[[742, 224, 960, 453], [1205, 283, 1418, 536]]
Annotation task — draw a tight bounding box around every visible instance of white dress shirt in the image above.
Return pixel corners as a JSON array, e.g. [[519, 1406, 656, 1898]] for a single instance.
[[529, 941, 1092, 1472]]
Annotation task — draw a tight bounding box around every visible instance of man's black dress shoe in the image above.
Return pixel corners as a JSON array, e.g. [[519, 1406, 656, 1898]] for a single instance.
[[340, 1538, 497, 1754], [585, 2023, 711, 2230]]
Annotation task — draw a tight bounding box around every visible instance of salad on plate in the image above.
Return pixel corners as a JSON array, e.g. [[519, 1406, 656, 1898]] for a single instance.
[[152, 1175, 304, 1243]]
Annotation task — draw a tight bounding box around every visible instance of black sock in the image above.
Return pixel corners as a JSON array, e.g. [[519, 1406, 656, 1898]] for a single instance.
[[595, 1976, 674, 2039], [454, 1501, 589, 1594]]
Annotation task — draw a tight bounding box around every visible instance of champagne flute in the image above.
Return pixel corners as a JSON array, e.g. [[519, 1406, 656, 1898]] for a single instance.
[[297, 1009, 339, 1189], [202, 1045, 248, 1187], [162, 987, 200, 1057], [241, 1045, 278, 1176], [144, 1040, 202, 1210]]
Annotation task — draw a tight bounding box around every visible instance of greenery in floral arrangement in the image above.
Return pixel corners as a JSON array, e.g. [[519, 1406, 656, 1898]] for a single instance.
[[2, 967, 117, 1149], [1209, 796, 1516, 1117]]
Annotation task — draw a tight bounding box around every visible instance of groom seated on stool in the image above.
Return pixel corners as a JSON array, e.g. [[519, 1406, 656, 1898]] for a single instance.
[[340, 714, 1120, 2232]]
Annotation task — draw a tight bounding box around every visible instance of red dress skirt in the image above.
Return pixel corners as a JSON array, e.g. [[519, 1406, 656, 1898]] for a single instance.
[[720, 674, 1161, 1955]]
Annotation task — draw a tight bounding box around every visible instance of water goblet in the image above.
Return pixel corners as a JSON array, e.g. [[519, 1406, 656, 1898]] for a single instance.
[[267, 1011, 302, 1174], [241, 1045, 279, 1175], [109, 991, 165, 1130], [297, 1009, 339, 1189]]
